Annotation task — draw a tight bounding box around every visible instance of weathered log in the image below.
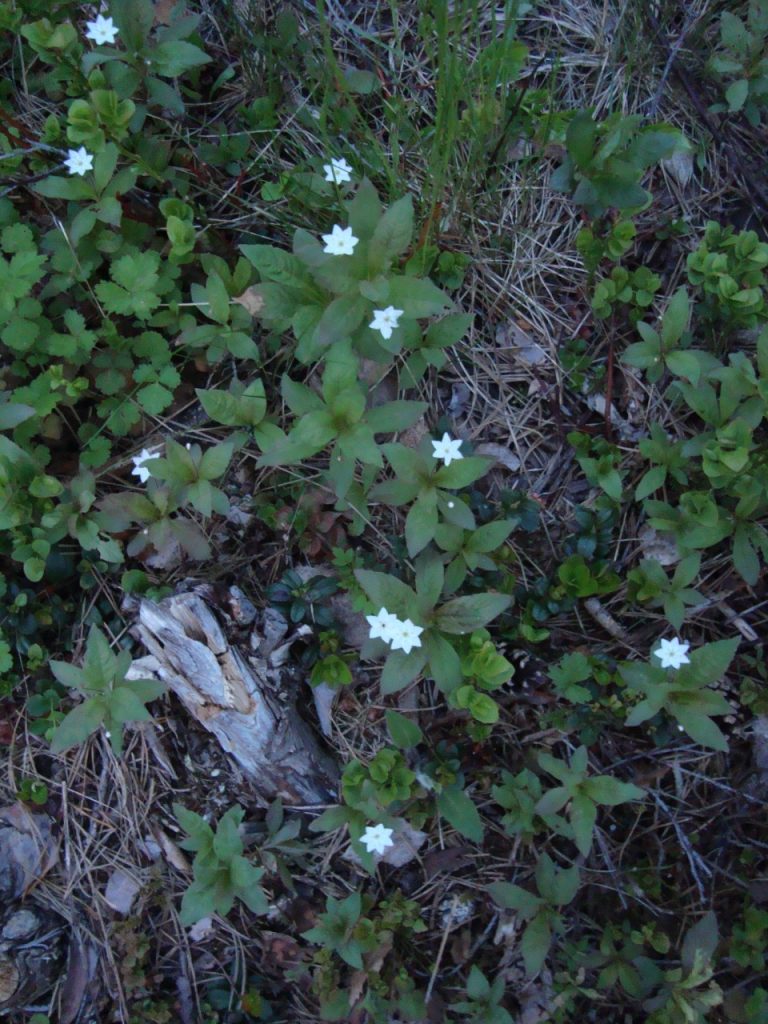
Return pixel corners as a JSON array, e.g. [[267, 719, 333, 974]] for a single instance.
[[130, 593, 338, 805], [0, 805, 66, 1013]]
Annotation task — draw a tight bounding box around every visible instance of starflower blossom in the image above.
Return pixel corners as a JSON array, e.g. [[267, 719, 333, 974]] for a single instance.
[[389, 618, 423, 655], [64, 147, 94, 176], [85, 14, 119, 45], [366, 607, 399, 644], [131, 447, 161, 484], [360, 823, 394, 856], [323, 157, 353, 184], [431, 432, 464, 466], [653, 636, 691, 670], [369, 306, 404, 340], [321, 224, 358, 255]]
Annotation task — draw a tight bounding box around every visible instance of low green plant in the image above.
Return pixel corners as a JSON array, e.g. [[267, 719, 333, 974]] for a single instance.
[[535, 745, 644, 856], [634, 424, 690, 501], [448, 628, 515, 731], [433, 518, 515, 593], [559, 336, 607, 393], [576, 218, 636, 276], [730, 904, 768, 970], [17, 777, 48, 804], [450, 965, 513, 1024], [266, 569, 338, 627], [687, 222, 768, 330], [592, 921, 664, 999], [636, 326, 768, 584], [619, 637, 740, 750], [342, 748, 417, 811], [256, 339, 427, 493], [622, 287, 703, 384], [174, 804, 269, 926], [551, 110, 687, 216], [591, 265, 661, 323], [708, 4, 768, 126], [302, 891, 376, 969], [626, 555, 704, 630], [643, 913, 722, 1024], [489, 853, 582, 975], [48, 624, 165, 756], [370, 438, 494, 557], [248, 798, 309, 891], [492, 767, 569, 843], [355, 559, 511, 694], [568, 432, 625, 503]]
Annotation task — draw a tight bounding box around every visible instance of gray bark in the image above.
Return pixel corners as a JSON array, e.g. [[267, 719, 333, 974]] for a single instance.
[[130, 593, 338, 806]]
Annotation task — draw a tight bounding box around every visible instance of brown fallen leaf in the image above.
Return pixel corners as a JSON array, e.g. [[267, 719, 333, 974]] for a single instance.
[[153, 0, 176, 24], [0, 804, 58, 900], [151, 825, 190, 874], [496, 322, 548, 365], [58, 931, 98, 1024], [260, 930, 305, 971], [234, 287, 265, 316], [104, 869, 143, 915], [424, 845, 475, 879], [474, 442, 521, 472]]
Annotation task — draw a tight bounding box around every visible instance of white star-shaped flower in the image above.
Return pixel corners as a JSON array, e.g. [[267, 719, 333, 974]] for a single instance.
[[431, 432, 464, 466], [131, 447, 161, 484], [360, 823, 394, 856], [321, 224, 358, 256], [84, 14, 119, 45], [366, 607, 399, 644], [389, 618, 423, 655], [323, 157, 353, 184], [653, 636, 691, 670], [64, 147, 94, 176], [369, 306, 404, 340]]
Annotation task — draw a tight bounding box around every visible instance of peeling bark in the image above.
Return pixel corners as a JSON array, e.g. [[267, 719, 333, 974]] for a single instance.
[[131, 593, 338, 805]]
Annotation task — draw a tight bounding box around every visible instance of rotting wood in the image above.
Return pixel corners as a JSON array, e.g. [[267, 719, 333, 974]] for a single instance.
[[130, 592, 338, 806]]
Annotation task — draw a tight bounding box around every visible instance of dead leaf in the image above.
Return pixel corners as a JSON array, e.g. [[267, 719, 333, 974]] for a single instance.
[[347, 969, 367, 1009], [424, 845, 475, 879], [448, 383, 471, 417], [310, 681, 335, 737], [154, 0, 176, 24], [584, 393, 644, 441], [343, 819, 427, 869], [188, 916, 214, 941], [474, 442, 521, 472], [496, 322, 547, 364], [151, 825, 190, 874], [638, 525, 680, 566], [398, 416, 429, 449], [662, 149, 694, 188], [234, 287, 264, 316], [144, 535, 183, 570], [365, 934, 393, 975], [0, 959, 19, 1003], [329, 592, 369, 648], [104, 869, 142, 915], [0, 804, 58, 900], [58, 931, 98, 1024], [260, 930, 305, 970]]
